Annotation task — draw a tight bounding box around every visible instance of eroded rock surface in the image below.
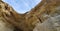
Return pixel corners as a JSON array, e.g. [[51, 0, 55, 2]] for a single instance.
[[0, 0, 21, 31], [0, 0, 60, 31], [33, 0, 60, 31]]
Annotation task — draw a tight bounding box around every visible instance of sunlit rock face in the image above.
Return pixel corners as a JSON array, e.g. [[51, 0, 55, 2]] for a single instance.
[[0, 0, 15, 31], [0, 0, 20, 31], [33, 0, 60, 31], [0, 0, 60, 31], [0, 18, 14, 31], [33, 15, 60, 31]]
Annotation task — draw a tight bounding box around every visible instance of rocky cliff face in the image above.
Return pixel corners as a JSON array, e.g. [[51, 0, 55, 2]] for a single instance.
[[0, 0, 15, 31], [33, 0, 60, 31], [0, 0, 60, 31], [0, 0, 24, 31]]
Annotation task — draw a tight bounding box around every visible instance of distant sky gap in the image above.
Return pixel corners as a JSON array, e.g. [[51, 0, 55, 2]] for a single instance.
[[3, 0, 41, 13]]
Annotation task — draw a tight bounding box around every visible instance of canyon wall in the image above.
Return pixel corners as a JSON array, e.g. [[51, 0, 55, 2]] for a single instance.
[[0, 0, 60, 31]]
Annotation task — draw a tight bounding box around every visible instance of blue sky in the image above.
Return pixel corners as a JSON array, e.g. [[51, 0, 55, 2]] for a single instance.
[[3, 0, 41, 13]]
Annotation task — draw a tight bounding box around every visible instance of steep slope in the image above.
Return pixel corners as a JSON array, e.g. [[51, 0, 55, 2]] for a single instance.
[[0, 0, 24, 31], [33, 0, 60, 31], [0, 0, 15, 31], [0, 0, 60, 31], [0, 0, 38, 31]]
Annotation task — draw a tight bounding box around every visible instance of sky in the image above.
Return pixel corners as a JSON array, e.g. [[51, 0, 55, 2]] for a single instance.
[[3, 0, 41, 13]]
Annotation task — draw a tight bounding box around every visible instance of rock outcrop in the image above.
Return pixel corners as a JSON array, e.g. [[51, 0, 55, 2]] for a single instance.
[[0, 0, 15, 31], [33, 0, 60, 31], [0, 0, 60, 31], [0, 0, 39, 31]]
